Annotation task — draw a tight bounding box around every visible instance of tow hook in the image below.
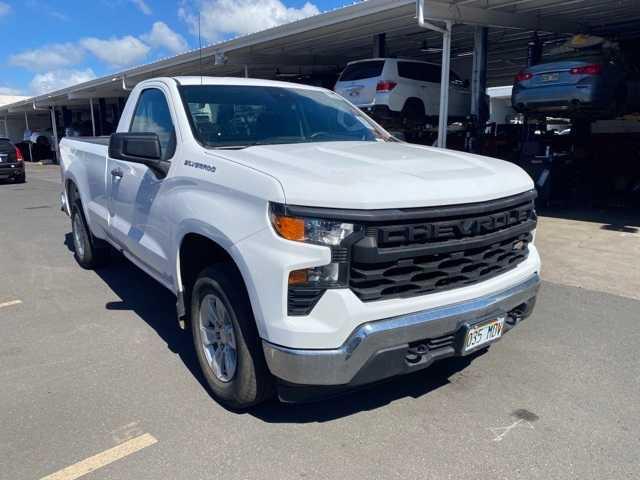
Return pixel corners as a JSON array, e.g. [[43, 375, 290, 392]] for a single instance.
[[406, 343, 430, 364]]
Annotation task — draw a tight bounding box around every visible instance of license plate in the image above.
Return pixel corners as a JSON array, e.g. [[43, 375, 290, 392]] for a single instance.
[[464, 317, 505, 352], [541, 73, 559, 82]]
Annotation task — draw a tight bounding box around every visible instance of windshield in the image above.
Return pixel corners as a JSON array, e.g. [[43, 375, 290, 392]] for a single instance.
[[545, 50, 605, 63], [180, 85, 392, 148], [339, 61, 385, 81], [544, 45, 613, 63]]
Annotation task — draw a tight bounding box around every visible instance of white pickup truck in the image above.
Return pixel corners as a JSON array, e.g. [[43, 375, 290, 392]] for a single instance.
[[60, 76, 540, 408]]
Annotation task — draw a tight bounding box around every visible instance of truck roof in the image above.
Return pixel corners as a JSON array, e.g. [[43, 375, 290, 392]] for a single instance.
[[172, 76, 326, 92]]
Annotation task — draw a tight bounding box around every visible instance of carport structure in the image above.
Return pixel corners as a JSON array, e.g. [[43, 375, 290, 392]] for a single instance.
[[2, 0, 639, 152]]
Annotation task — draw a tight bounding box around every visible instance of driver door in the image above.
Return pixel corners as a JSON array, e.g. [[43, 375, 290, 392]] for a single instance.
[[107, 87, 176, 286]]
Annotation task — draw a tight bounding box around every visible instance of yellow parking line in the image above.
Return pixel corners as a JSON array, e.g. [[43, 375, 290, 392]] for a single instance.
[[0, 299, 22, 309], [40, 433, 157, 480]]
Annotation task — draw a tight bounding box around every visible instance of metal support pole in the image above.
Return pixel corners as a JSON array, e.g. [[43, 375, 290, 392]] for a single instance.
[[373, 33, 386, 57], [89, 97, 96, 136], [527, 31, 542, 67], [244, 64, 249, 78], [437, 21, 452, 149], [24, 111, 33, 162], [98, 98, 107, 135], [2, 116, 7, 138], [50, 107, 60, 165], [471, 26, 488, 121], [416, 0, 451, 148]]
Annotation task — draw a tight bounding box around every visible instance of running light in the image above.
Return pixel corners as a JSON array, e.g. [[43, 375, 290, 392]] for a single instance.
[[570, 64, 602, 75], [515, 71, 533, 82]]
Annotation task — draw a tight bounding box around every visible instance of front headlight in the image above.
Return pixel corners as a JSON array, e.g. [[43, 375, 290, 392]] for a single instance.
[[270, 209, 356, 246], [270, 203, 361, 315]]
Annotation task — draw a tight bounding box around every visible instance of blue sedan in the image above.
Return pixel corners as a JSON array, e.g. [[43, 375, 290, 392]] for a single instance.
[[511, 53, 631, 118]]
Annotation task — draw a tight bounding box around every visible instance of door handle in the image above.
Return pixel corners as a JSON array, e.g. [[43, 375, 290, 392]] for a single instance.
[[111, 168, 123, 178]]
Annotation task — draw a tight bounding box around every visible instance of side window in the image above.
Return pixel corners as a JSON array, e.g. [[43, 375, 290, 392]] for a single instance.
[[398, 62, 442, 83], [130, 88, 176, 161], [423, 64, 442, 83], [398, 62, 421, 81]]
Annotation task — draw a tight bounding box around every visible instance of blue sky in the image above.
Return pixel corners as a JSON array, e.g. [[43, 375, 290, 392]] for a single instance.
[[0, 0, 352, 97]]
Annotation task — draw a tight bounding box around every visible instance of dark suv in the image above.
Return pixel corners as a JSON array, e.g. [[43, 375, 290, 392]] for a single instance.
[[0, 138, 25, 183]]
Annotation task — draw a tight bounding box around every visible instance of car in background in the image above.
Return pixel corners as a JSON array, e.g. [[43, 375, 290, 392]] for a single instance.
[[512, 35, 640, 119], [0, 138, 25, 183], [334, 58, 470, 134]]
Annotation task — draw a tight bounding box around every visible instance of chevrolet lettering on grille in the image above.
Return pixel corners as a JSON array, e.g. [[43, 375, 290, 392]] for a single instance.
[[378, 206, 533, 245]]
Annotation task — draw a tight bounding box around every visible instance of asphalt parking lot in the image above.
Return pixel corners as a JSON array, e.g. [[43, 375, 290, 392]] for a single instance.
[[1, 164, 639, 480]]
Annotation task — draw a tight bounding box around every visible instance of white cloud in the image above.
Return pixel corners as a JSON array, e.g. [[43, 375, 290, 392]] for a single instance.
[[29, 68, 97, 95], [0, 86, 23, 95], [25, 0, 69, 21], [142, 21, 188, 54], [0, 2, 11, 17], [179, 0, 320, 43], [130, 0, 151, 15], [80, 36, 150, 67], [9, 43, 84, 72]]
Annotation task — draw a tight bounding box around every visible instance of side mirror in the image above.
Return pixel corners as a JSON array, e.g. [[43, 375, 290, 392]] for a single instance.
[[109, 133, 169, 177]]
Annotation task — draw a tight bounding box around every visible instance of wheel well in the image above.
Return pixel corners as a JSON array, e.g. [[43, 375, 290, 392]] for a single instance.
[[403, 97, 425, 116], [178, 234, 249, 326]]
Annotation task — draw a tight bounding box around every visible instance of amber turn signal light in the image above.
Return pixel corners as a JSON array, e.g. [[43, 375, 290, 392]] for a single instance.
[[288, 269, 308, 285], [272, 214, 305, 241]]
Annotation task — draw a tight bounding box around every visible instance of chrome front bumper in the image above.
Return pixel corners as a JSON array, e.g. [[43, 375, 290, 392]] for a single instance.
[[263, 274, 540, 387]]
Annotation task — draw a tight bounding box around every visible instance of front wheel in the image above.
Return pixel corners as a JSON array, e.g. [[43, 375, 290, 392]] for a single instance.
[[191, 265, 273, 409]]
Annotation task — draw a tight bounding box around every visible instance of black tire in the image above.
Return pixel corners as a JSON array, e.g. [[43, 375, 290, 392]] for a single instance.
[[15, 174, 26, 184], [191, 264, 273, 409], [401, 99, 425, 127], [70, 201, 109, 269]]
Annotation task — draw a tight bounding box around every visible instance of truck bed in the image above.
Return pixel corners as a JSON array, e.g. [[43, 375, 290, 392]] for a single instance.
[[69, 136, 110, 146]]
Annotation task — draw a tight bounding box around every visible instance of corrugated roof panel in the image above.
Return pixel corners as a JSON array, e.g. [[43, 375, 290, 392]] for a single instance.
[[2, 0, 640, 112]]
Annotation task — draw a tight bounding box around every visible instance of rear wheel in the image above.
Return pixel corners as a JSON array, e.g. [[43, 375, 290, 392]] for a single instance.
[[70, 202, 109, 269], [402, 99, 425, 124], [401, 99, 426, 142], [191, 264, 273, 409]]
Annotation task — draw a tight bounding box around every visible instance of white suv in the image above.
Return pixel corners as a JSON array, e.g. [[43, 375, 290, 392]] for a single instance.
[[335, 58, 471, 131]]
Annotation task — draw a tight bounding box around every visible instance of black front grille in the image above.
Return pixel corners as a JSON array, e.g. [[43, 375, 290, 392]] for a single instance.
[[349, 191, 537, 302]]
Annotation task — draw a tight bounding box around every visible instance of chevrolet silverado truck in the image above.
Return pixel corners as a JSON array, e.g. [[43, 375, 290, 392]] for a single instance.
[[59, 77, 540, 408]]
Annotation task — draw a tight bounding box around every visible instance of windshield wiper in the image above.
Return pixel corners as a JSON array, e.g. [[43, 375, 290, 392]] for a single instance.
[[210, 139, 301, 149], [210, 145, 253, 150]]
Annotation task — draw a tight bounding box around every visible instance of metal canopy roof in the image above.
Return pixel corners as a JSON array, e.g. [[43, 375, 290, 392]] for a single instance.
[[2, 0, 639, 116]]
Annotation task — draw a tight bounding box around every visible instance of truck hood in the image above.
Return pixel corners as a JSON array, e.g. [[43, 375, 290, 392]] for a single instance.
[[211, 141, 534, 209]]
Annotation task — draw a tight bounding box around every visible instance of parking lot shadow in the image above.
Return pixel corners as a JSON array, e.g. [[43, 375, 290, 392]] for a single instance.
[[63, 232, 209, 394], [250, 355, 479, 424], [64, 232, 484, 422]]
